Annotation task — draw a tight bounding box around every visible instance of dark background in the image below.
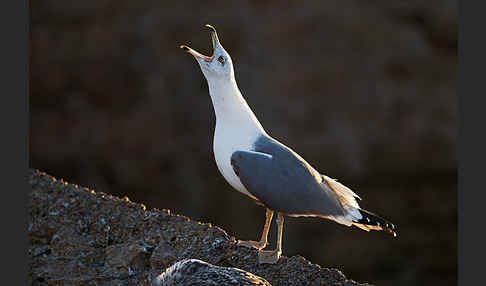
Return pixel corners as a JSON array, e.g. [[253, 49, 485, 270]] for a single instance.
[[29, 1, 456, 285]]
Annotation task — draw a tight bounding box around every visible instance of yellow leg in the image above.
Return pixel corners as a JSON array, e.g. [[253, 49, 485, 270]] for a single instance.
[[258, 212, 284, 264], [238, 209, 274, 250]]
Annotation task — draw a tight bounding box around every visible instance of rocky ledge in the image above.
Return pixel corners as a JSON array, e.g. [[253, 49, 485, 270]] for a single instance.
[[28, 169, 370, 286]]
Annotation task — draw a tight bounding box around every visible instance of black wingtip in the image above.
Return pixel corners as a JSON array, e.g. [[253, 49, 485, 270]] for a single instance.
[[356, 209, 397, 237], [383, 226, 398, 237]]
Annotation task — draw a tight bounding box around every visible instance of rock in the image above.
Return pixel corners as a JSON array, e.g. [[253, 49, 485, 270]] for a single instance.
[[150, 242, 178, 269], [105, 240, 151, 271], [28, 169, 370, 285], [152, 259, 271, 286]]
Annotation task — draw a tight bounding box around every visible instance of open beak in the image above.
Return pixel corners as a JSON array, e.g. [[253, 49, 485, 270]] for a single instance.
[[180, 24, 220, 62]]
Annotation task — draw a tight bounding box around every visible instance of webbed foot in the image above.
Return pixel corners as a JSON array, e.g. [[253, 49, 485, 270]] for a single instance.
[[258, 249, 281, 264], [237, 240, 267, 250]]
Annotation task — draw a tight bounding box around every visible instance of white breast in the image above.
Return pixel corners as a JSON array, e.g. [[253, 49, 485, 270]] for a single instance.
[[213, 124, 260, 200]]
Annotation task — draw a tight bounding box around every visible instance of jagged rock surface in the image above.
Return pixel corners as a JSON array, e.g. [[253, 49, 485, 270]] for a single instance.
[[152, 259, 271, 286], [28, 169, 370, 286]]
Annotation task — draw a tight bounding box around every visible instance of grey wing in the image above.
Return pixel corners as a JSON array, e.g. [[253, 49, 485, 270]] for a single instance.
[[230, 150, 346, 217]]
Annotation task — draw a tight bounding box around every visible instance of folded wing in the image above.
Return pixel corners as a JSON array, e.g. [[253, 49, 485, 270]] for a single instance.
[[230, 146, 346, 218]]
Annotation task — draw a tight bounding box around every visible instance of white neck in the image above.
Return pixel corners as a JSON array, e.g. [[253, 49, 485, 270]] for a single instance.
[[206, 76, 265, 199], [207, 77, 266, 137]]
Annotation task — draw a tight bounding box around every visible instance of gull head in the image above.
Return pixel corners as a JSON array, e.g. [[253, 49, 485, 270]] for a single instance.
[[181, 24, 234, 82]]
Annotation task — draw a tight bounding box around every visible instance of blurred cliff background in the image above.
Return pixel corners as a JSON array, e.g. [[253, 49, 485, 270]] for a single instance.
[[30, 1, 456, 285]]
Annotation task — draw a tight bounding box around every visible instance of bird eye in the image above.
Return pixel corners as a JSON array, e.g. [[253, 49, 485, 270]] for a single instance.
[[217, 56, 225, 65]]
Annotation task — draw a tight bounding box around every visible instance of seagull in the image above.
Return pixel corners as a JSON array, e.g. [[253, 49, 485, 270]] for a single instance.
[[180, 24, 397, 264]]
